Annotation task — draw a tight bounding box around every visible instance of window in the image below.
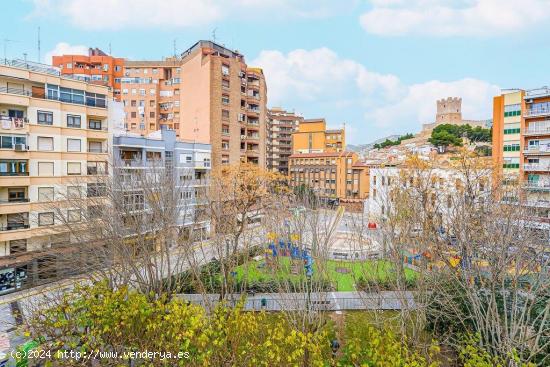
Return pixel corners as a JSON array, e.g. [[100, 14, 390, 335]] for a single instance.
[[37, 111, 53, 125], [222, 95, 230, 105], [150, 112, 155, 118], [87, 183, 106, 197], [122, 88, 128, 94], [115, 65, 121, 72], [0, 135, 26, 149], [131, 112, 137, 118], [67, 139, 81, 152], [131, 100, 137, 107], [139, 89, 146, 96], [222, 79, 230, 88], [38, 137, 54, 151], [67, 162, 81, 175], [149, 89, 155, 95], [67, 186, 82, 198], [67, 209, 81, 223], [38, 162, 54, 176], [38, 212, 54, 226], [149, 100, 155, 107], [38, 187, 54, 201], [67, 115, 81, 128], [88, 119, 102, 130], [88, 141, 102, 153], [504, 128, 521, 134], [66, 63, 72, 69], [222, 110, 230, 119], [87, 161, 107, 175], [139, 100, 145, 107], [221, 64, 230, 76]]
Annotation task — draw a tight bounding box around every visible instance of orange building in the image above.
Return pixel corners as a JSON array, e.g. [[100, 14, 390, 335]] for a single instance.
[[292, 118, 345, 154], [52, 48, 125, 100], [120, 41, 267, 169], [288, 151, 369, 204]]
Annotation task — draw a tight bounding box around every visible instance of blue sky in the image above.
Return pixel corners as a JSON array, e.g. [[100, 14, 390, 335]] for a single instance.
[[2, 0, 550, 144]]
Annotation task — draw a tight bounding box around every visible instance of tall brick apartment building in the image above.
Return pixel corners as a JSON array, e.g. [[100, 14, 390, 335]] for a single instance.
[[120, 41, 267, 169]]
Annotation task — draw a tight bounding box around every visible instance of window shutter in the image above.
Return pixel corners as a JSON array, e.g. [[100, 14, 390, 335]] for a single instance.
[[38, 162, 54, 176], [38, 137, 54, 151], [67, 139, 81, 152]]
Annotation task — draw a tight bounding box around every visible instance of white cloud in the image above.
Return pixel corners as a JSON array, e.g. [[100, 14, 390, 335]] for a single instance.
[[360, 0, 550, 37], [44, 42, 88, 64], [251, 48, 401, 105], [369, 78, 500, 131], [252, 47, 499, 142], [30, 0, 355, 30]]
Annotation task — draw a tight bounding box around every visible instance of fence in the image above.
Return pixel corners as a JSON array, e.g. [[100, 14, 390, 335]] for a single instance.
[[177, 291, 417, 312]]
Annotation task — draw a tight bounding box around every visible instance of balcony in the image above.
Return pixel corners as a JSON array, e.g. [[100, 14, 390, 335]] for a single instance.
[[0, 116, 28, 130], [246, 134, 260, 141], [0, 223, 30, 231], [523, 147, 550, 156], [525, 182, 550, 191], [524, 105, 550, 118], [525, 87, 550, 99], [0, 86, 32, 97], [524, 123, 550, 136], [523, 164, 550, 172], [0, 198, 29, 204]]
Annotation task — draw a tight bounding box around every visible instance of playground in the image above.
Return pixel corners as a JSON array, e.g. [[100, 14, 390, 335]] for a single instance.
[[233, 238, 416, 291]]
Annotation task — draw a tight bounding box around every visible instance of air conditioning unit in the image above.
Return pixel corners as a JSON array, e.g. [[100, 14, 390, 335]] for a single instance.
[[14, 144, 27, 151], [240, 135, 247, 140]]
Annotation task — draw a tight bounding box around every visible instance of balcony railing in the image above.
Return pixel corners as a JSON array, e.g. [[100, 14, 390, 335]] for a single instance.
[[0, 86, 32, 96], [0, 172, 29, 176], [526, 182, 550, 191], [523, 164, 550, 171], [0, 224, 30, 231], [523, 146, 550, 154], [525, 87, 550, 98], [525, 106, 550, 118], [0, 116, 28, 129], [0, 198, 30, 204], [87, 148, 108, 153], [524, 124, 550, 135]]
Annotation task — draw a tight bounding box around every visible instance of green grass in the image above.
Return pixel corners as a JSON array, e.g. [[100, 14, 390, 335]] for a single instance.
[[234, 256, 416, 291]]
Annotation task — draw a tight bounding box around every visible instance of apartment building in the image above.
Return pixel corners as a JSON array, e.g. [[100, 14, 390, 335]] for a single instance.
[[121, 59, 182, 134], [112, 128, 212, 239], [288, 152, 369, 204], [266, 107, 303, 174], [0, 59, 111, 294], [493, 90, 524, 177], [493, 87, 550, 209], [121, 41, 267, 169], [292, 118, 345, 154], [521, 87, 550, 206], [52, 48, 125, 100]]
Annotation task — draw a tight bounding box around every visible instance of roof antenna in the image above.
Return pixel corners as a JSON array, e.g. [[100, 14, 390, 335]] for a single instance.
[[173, 39, 177, 59], [212, 28, 217, 43], [37, 26, 41, 62]]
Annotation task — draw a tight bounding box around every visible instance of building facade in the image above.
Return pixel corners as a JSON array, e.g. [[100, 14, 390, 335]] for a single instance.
[[52, 48, 125, 101], [522, 87, 550, 206], [266, 108, 303, 174], [112, 128, 211, 239], [492, 90, 524, 178], [120, 41, 267, 169], [292, 118, 345, 154], [0, 59, 111, 294], [288, 152, 369, 203]]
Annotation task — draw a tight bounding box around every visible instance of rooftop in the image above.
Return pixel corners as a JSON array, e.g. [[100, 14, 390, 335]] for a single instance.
[[289, 151, 355, 159]]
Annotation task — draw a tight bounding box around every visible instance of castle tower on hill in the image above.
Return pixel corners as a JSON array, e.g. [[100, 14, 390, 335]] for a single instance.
[[436, 97, 462, 124]]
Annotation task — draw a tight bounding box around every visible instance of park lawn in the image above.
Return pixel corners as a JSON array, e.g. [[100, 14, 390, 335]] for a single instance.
[[234, 257, 416, 292]]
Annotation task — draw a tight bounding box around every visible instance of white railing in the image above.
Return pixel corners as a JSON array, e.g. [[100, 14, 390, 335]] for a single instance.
[[523, 164, 550, 171]]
